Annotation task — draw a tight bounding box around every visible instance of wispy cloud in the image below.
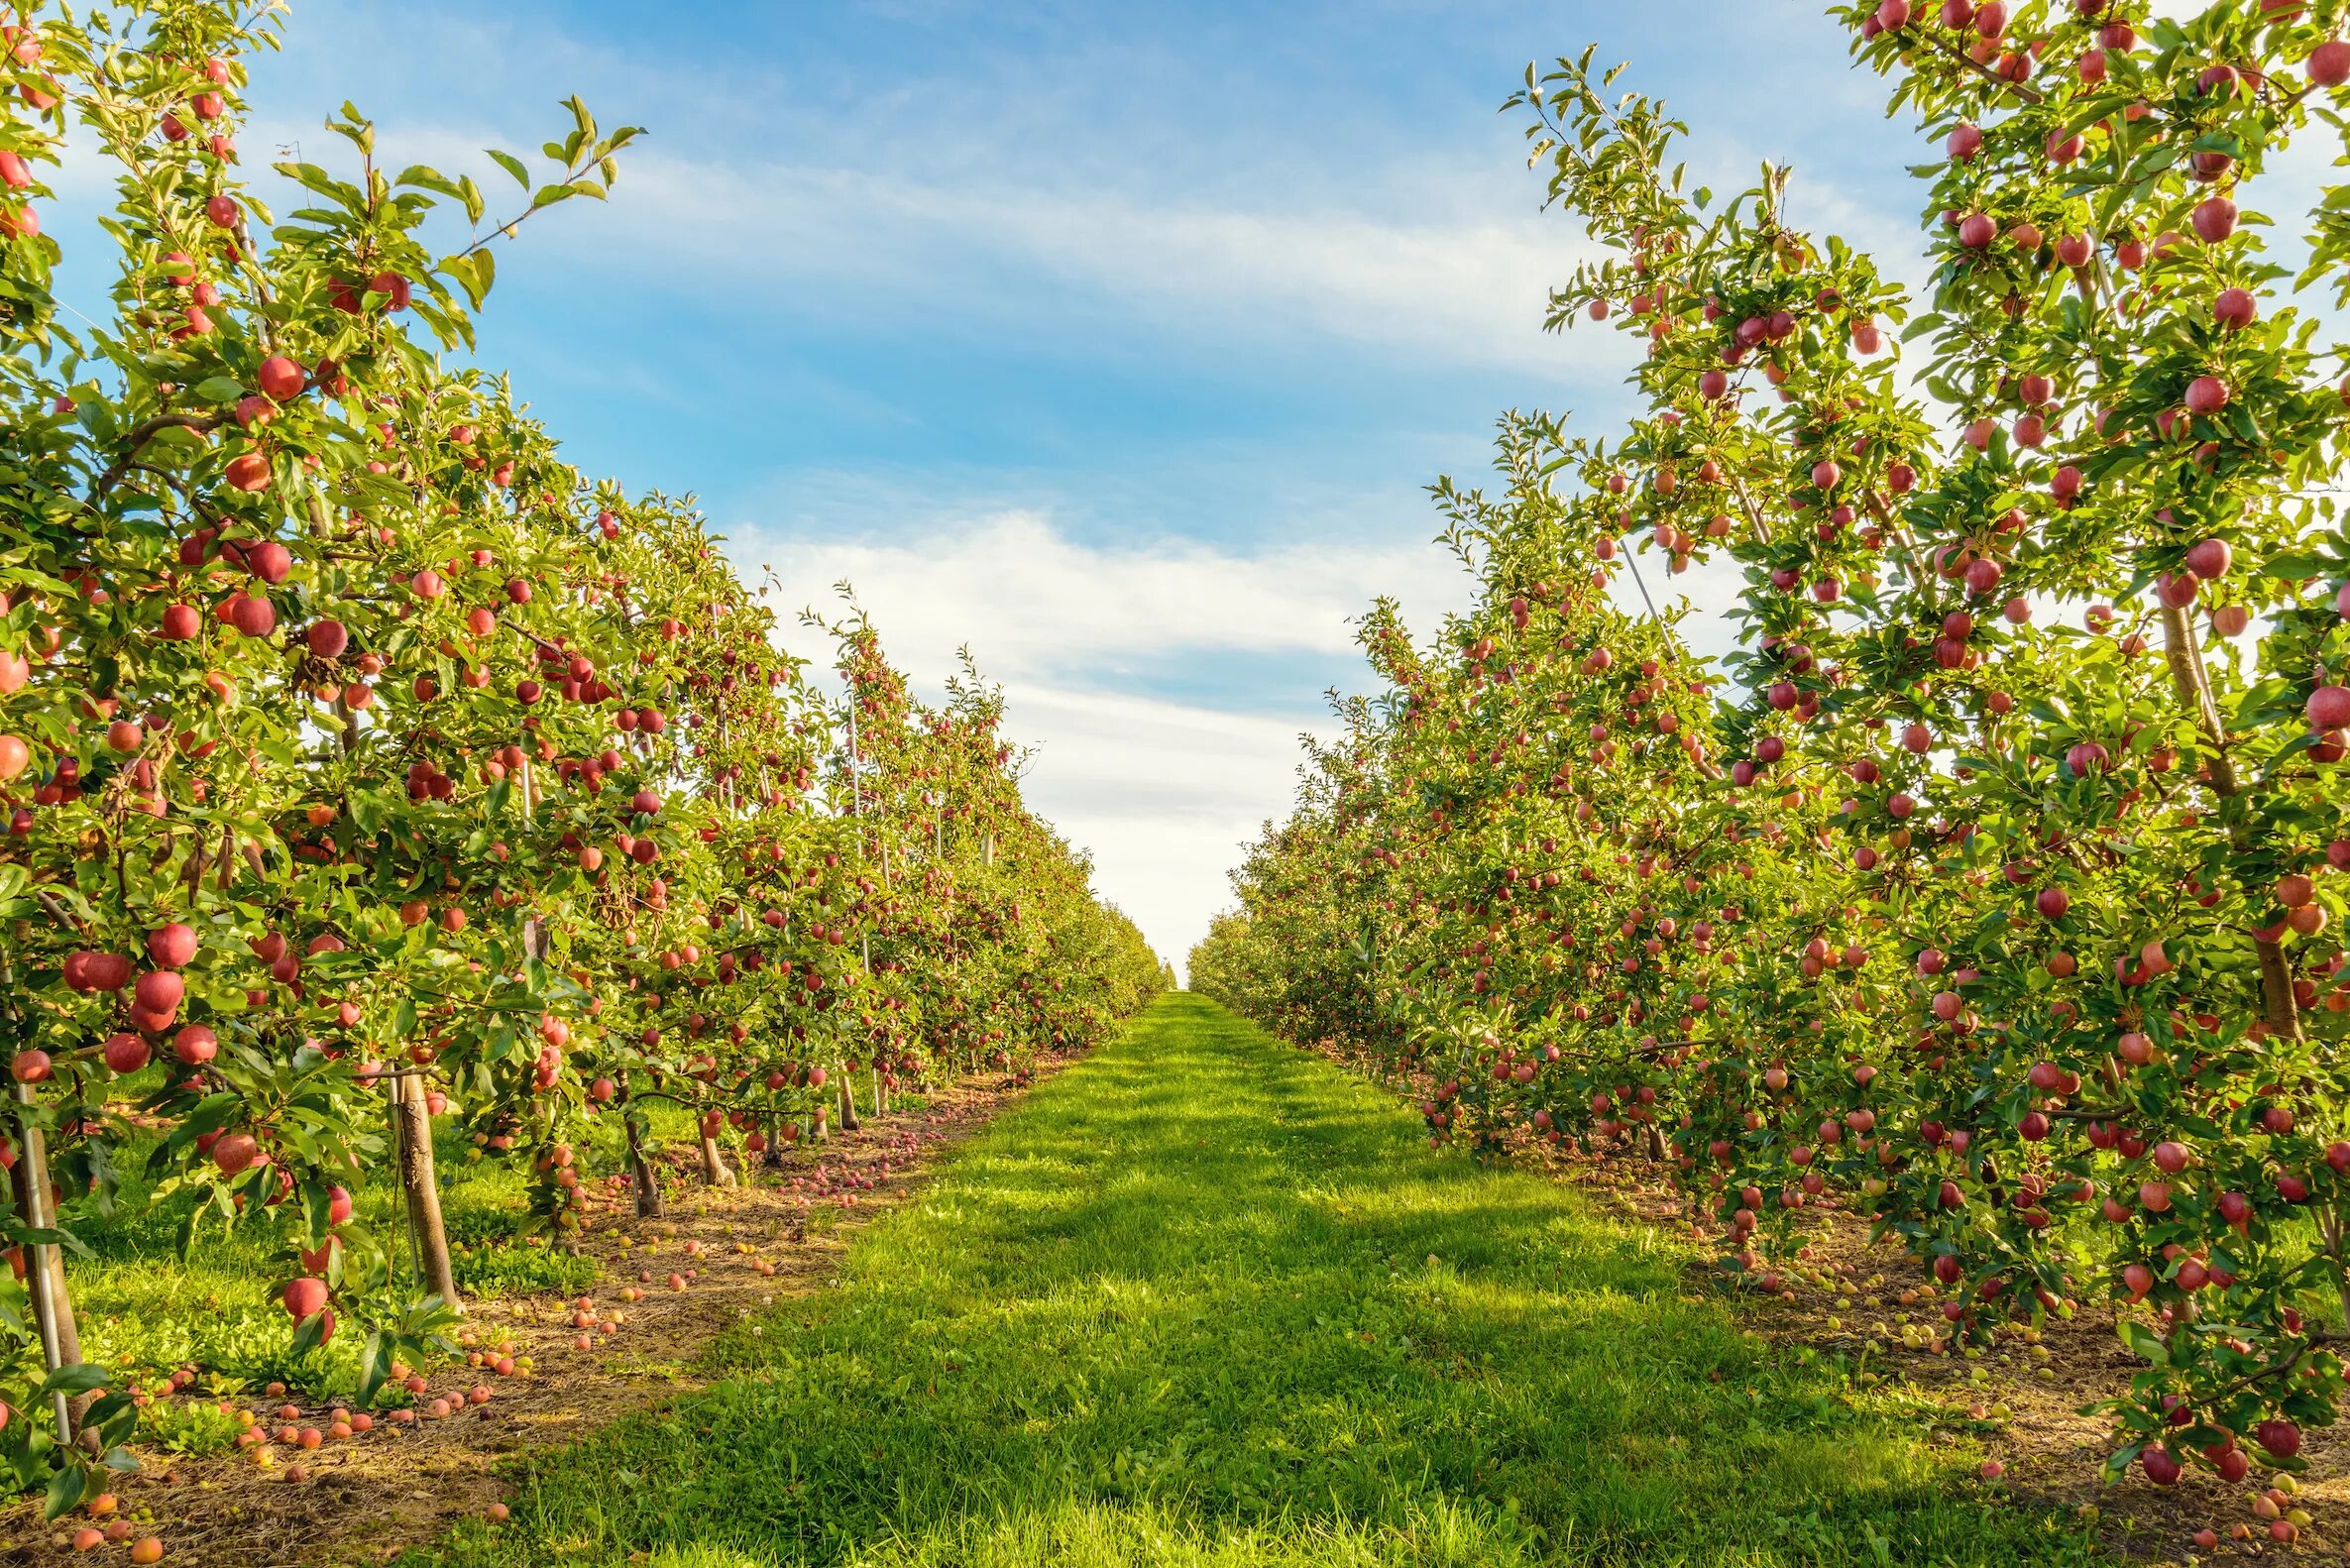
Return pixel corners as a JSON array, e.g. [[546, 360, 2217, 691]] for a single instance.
[[527, 145, 1591, 377], [753, 510, 1467, 684]]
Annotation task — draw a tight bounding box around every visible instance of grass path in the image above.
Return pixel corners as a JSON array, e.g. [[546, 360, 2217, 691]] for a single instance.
[[417, 994, 2103, 1567]]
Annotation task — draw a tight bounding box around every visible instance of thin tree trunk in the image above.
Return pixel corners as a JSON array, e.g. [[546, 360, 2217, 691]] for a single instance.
[[386, 1078, 421, 1279], [700, 1132, 735, 1187], [761, 1115, 786, 1169], [392, 1074, 462, 1315], [618, 1074, 663, 1218], [2326, 1210, 2350, 1342], [837, 1064, 861, 1132], [2161, 603, 2303, 1042]]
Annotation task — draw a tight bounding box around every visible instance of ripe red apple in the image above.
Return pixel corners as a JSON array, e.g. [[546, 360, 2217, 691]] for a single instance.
[[102, 1034, 150, 1074], [148, 923, 197, 969], [2191, 196, 2238, 243], [2306, 685, 2350, 730], [256, 356, 306, 400], [133, 970, 183, 1015], [172, 1023, 218, 1065], [2183, 538, 2232, 579], [229, 594, 276, 637], [369, 271, 411, 309], [2184, 376, 2229, 414], [281, 1276, 329, 1321]]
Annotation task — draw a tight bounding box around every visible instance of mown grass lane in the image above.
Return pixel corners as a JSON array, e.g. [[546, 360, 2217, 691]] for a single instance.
[[417, 993, 2103, 1568]]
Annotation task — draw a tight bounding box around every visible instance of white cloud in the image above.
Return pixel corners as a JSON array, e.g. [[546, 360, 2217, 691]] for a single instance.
[[563, 146, 1592, 376], [737, 513, 1478, 975], [751, 511, 1459, 677], [980, 686, 1323, 983]]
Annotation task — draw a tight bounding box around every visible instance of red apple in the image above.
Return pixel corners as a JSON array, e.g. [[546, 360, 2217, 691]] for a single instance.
[[256, 356, 306, 400]]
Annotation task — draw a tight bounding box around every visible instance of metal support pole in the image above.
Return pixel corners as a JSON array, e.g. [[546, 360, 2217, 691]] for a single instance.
[[12, 1081, 74, 1442], [1620, 536, 1659, 619]]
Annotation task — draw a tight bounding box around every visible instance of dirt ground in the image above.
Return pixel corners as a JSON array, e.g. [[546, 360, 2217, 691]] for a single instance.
[[0, 1056, 1067, 1568]]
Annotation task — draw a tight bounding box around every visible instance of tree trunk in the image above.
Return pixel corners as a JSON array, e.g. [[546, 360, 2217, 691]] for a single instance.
[[699, 1133, 735, 1187], [2160, 603, 2303, 1042], [761, 1115, 786, 1170], [2326, 1210, 2350, 1346], [619, 1076, 664, 1219], [837, 1065, 861, 1132], [392, 1074, 462, 1315]]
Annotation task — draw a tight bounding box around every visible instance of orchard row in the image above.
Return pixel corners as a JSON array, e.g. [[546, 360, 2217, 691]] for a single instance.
[[0, 0, 1162, 1512], [1194, 0, 2350, 1494]]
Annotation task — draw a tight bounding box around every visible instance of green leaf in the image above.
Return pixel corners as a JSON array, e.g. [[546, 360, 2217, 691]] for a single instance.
[[2118, 1318, 2170, 1367], [40, 1363, 114, 1396], [2256, 551, 2332, 582], [438, 249, 496, 310], [42, 1463, 85, 1521], [488, 150, 531, 189]]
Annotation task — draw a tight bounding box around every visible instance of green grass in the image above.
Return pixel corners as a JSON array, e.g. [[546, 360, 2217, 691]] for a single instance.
[[64, 1097, 657, 1417], [413, 994, 2108, 1568]]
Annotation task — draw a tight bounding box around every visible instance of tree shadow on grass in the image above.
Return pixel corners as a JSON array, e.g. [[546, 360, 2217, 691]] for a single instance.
[[413, 997, 2110, 1568]]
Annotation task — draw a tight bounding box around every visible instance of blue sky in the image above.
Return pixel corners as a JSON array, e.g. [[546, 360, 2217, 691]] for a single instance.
[[99, 0, 1952, 969]]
